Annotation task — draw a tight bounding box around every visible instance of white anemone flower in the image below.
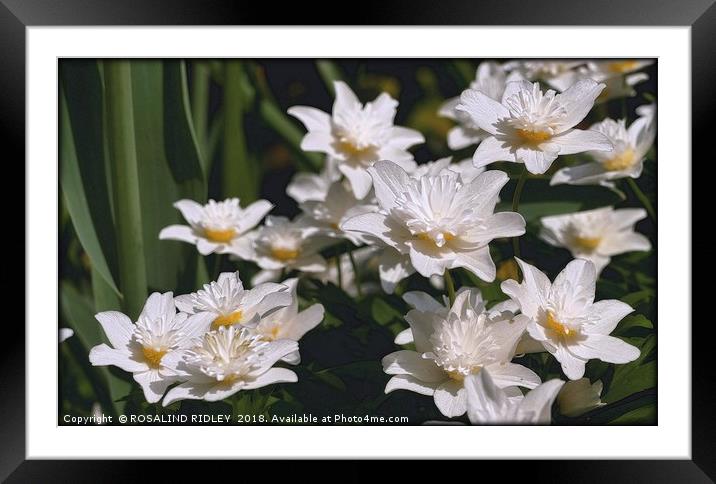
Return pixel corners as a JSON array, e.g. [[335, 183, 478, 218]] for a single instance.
[[59, 328, 74, 343], [342, 161, 525, 292], [288, 81, 424, 199], [457, 79, 612, 174], [174, 271, 292, 331], [286, 160, 341, 204], [551, 116, 655, 186], [439, 62, 519, 150], [504, 61, 584, 84], [162, 325, 298, 405], [159, 198, 273, 256], [501, 258, 640, 380], [557, 377, 606, 417], [465, 369, 564, 424], [394, 287, 519, 346], [382, 290, 540, 417], [299, 181, 378, 245], [254, 278, 325, 365], [539, 207, 651, 274], [231, 215, 330, 281], [89, 292, 214, 403]]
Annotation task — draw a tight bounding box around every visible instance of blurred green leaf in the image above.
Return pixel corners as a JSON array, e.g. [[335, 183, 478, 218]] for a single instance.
[[316, 60, 344, 95], [59, 65, 120, 295], [130, 60, 206, 293], [604, 335, 656, 403]]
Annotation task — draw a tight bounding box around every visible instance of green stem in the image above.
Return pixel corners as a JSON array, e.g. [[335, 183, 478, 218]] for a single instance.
[[190, 61, 210, 160], [347, 247, 363, 298], [104, 60, 147, 320], [444, 269, 456, 307], [511, 168, 529, 259], [335, 255, 343, 290], [223, 60, 255, 201], [626, 178, 656, 221], [212, 253, 223, 280], [315, 60, 344, 95]]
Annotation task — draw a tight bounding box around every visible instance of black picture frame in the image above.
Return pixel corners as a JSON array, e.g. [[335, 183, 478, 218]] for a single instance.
[[4, 0, 709, 479]]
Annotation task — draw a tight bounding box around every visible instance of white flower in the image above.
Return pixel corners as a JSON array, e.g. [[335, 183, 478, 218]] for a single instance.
[[286, 161, 341, 204], [89, 292, 214, 403], [557, 377, 606, 417], [254, 278, 325, 365], [342, 161, 525, 292], [59, 328, 74, 343], [159, 198, 273, 256], [162, 325, 298, 405], [174, 271, 292, 331], [439, 62, 519, 150], [501, 258, 640, 380], [231, 215, 330, 278], [288, 81, 424, 199], [299, 180, 378, 245], [539, 207, 651, 274], [549, 61, 653, 104], [394, 288, 519, 345], [551, 116, 655, 186], [457, 79, 612, 174], [465, 369, 564, 424], [382, 290, 540, 417]]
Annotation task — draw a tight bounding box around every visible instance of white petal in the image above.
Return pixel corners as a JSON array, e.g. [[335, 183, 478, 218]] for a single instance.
[[94, 311, 135, 349], [159, 224, 199, 244], [568, 334, 640, 364], [342, 212, 408, 251], [173, 199, 204, 226], [516, 147, 557, 175], [133, 370, 174, 403], [390, 126, 425, 148], [238, 200, 273, 232], [555, 79, 605, 130], [551, 259, 596, 312], [385, 375, 440, 396], [285, 303, 325, 340], [394, 328, 414, 345], [59, 328, 74, 343], [485, 362, 541, 389], [250, 339, 299, 375], [465, 370, 509, 424], [433, 380, 467, 417], [472, 136, 515, 169], [454, 246, 496, 282], [287, 105, 331, 132], [518, 379, 565, 423], [243, 368, 298, 390], [600, 232, 651, 256], [405, 309, 440, 354], [301, 131, 335, 153], [550, 162, 610, 186], [500, 258, 551, 318], [339, 164, 374, 200], [382, 350, 446, 382], [368, 160, 410, 211], [140, 292, 176, 323], [447, 126, 482, 150], [332, 81, 361, 118], [457, 89, 509, 135], [554, 344, 587, 380], [551, 129, 613, 155], [377, 249, 414, 294], [403, 291, 443, 313], [162, 381, 213, 406], [89, 344, 146, 373]]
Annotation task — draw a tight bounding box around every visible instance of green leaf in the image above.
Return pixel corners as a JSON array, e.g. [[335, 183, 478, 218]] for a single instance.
[[613, 314, 654, 338], [609, 403, 656, 425], [59, 65, 120, 295], [129, 60, 207, 293], [104, 60, 148, 319], [315, 60, 344, 95], [604, 335, 656, 403]]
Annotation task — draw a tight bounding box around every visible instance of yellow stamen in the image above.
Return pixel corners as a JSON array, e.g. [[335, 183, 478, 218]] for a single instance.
[[516, 129, 552, 145], [417, 232, 454, 244], [338, 140, 374, 159], [573, 236, 602, 251], [448, 371, 465, 382], [218, 374, 239, 386], [212, 310, 243, 330], [204, 228, 236, 243], [142, 347, 167, 368], [602, 148, 636, 171], [545, 312, 574, 337], [271, 247, 300, 261], [607, 61, 639, 73]]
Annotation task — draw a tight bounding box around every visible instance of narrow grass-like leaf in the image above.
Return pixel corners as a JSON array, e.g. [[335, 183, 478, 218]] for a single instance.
[[315, 60, 344, 95], [59, 72, 120, 295], [223, 60, 257, 201], [104, 60, 148, 319]]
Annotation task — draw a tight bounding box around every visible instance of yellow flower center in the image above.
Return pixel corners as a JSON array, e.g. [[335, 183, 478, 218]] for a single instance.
[[142, 346, 167, 368], [212, 310, 243, 330], [218, 374, 239, 386], [602, 148, 636, 171], [271, 247, 300, 261], [417, 232, 455, 245], [204, 227, 236, 243], [448, 366, 481, 382], [338, 140, 375, 159], [516, 129, 552, 145], [573, 236, 602, 251], [545, 312, 574, 338], [608, 61, 639, 73]]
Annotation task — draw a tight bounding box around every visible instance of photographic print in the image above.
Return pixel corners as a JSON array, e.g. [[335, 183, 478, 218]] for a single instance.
[[58, 58, 657, 427]]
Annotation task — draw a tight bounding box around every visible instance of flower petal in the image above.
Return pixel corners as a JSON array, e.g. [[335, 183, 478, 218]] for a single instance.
[[485, 362, 541, 389], [551, 129, 613, 155], [338, 164, 374, 200], [368, 160, 411, 211], [173, 199, 204, 226], [385, 375, 440, 396], [243, 367, 298, 390], [500, 258, 551, 318], [457, 89, 509, 135], [568, 334, 640, 364], [382, 350, 447, 382], [159, 224, 199, 244], [287, 105, 331, 132], [94, 311, 135, 349], [433, 380, 467, 417], [555, 79, 605, 130], [472, 136, 515, 169]]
